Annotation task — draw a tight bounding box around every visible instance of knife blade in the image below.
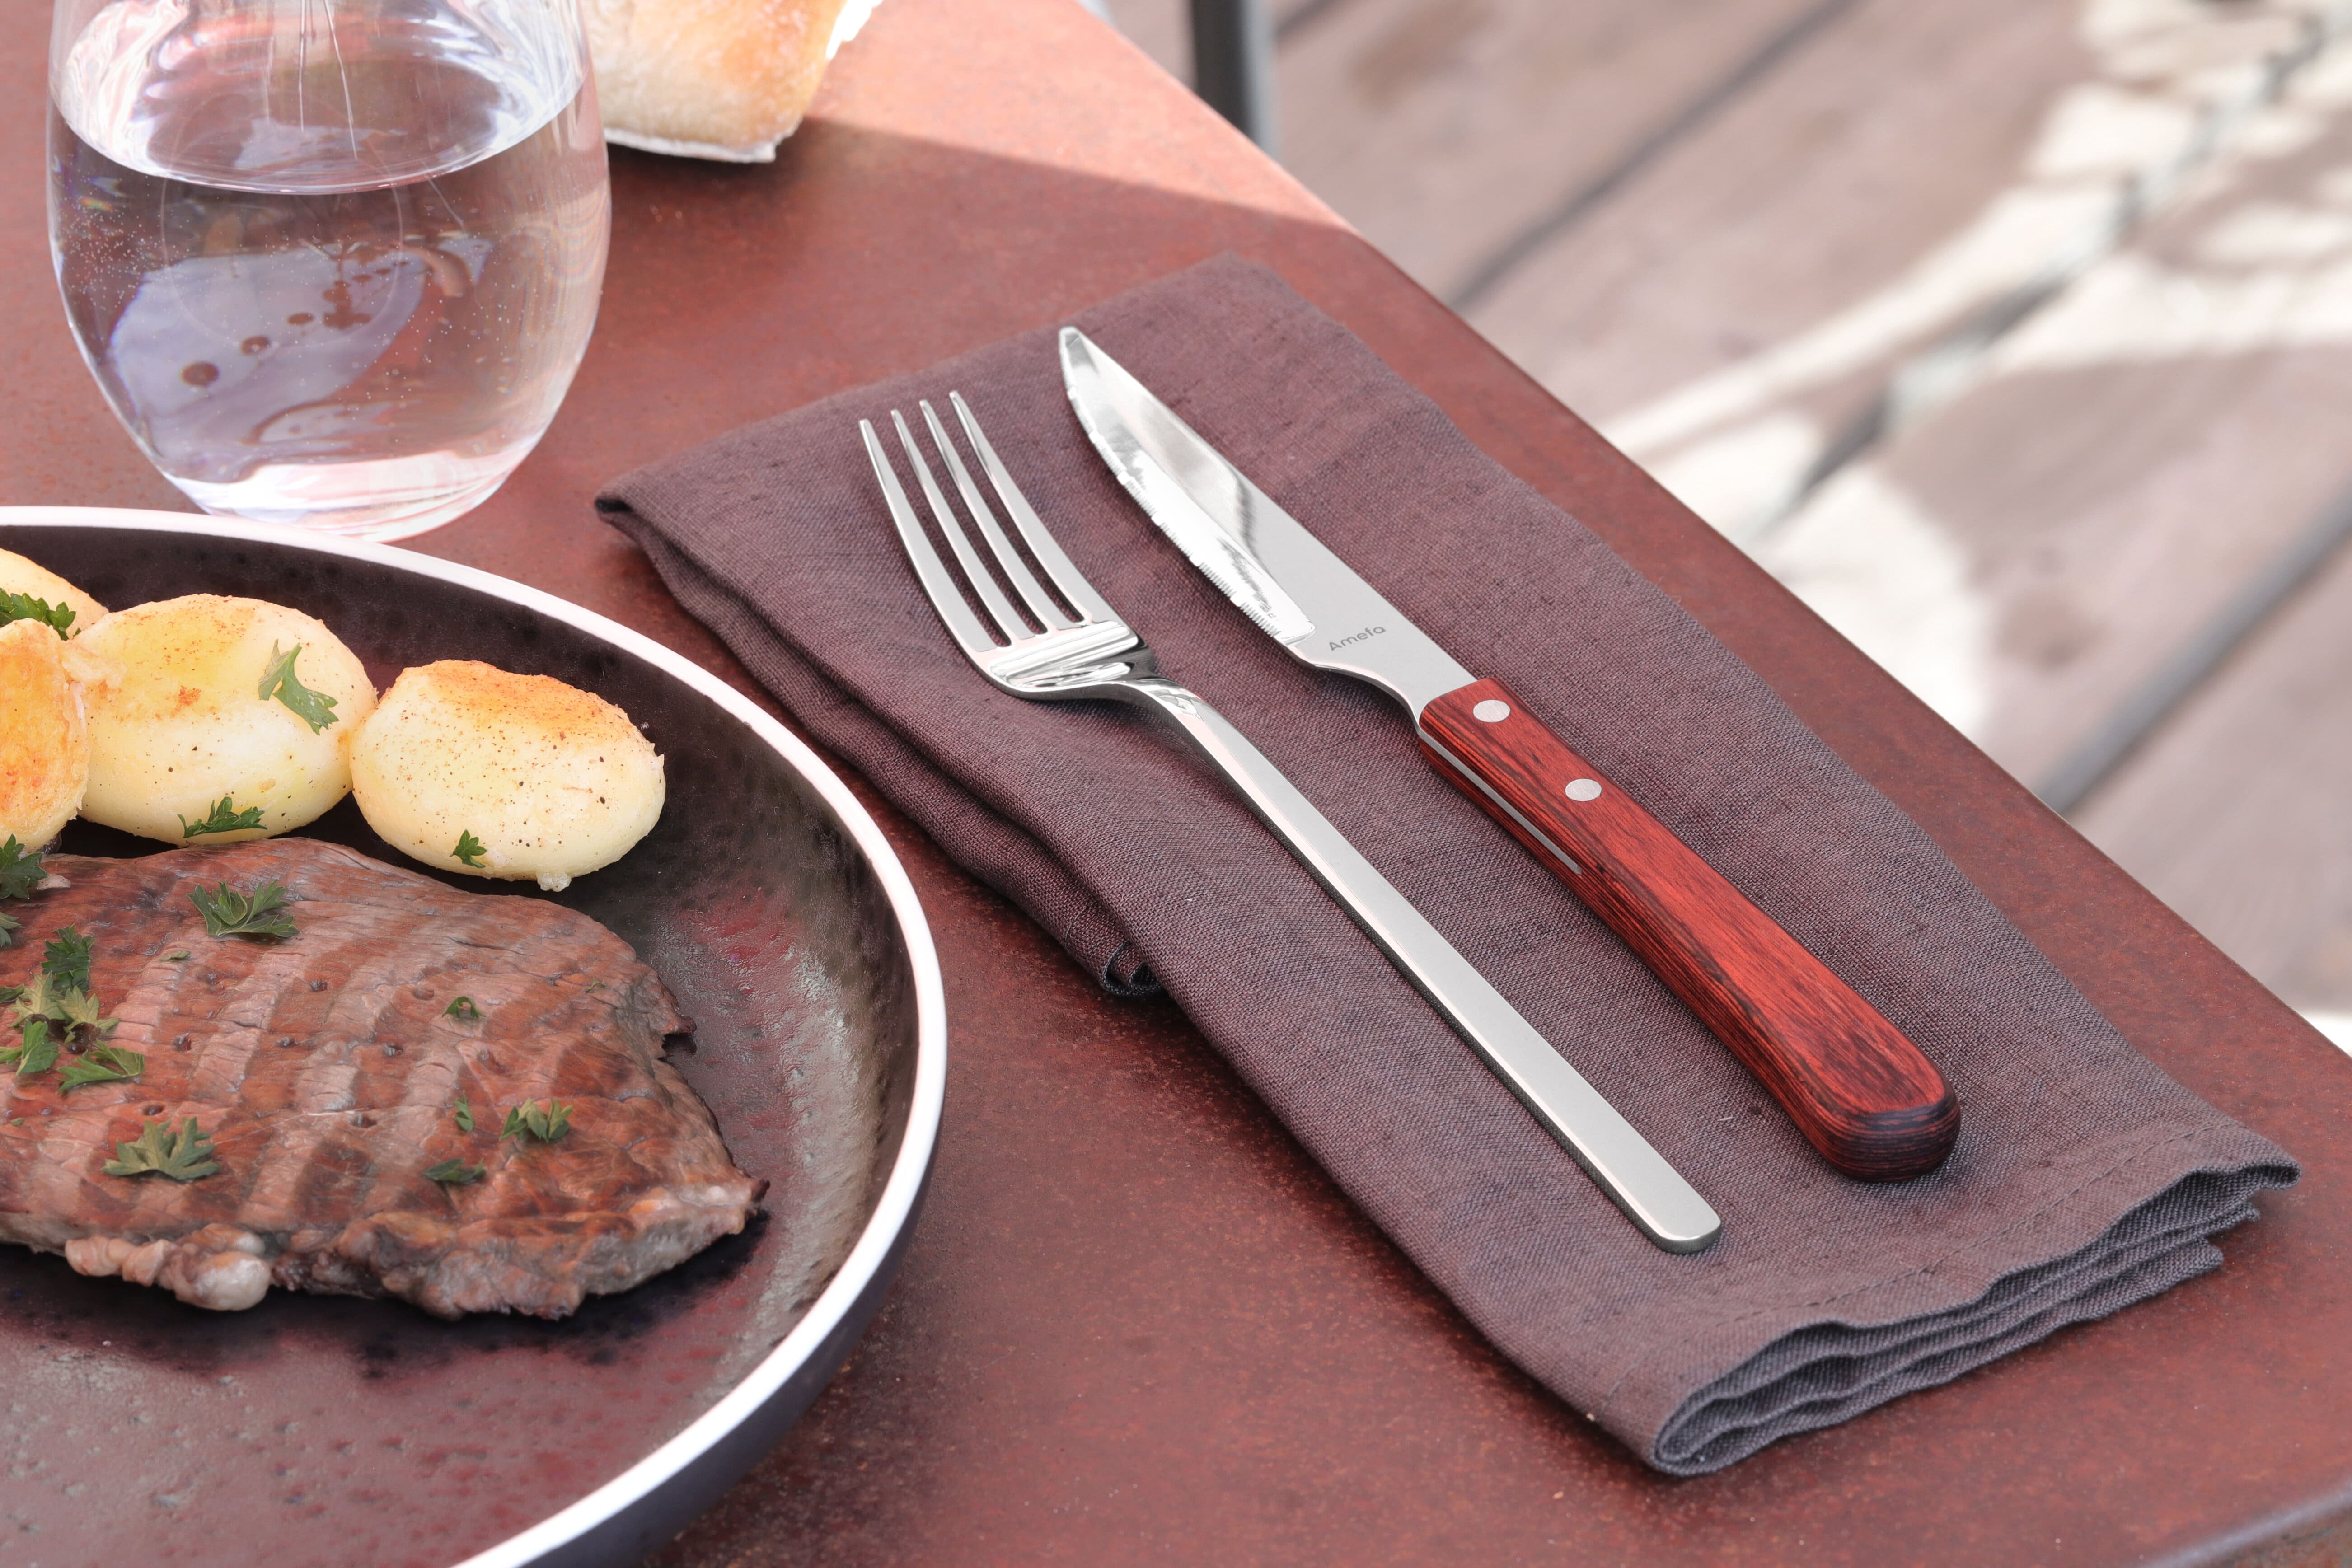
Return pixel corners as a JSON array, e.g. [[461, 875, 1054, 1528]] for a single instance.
[[1060, 327, 1958, 1181]]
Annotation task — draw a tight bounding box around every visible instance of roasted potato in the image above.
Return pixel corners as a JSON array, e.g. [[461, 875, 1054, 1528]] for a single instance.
[[0, 618, 118, 847], [78, 595, 377, 844], [350, 661, 665, 891], [0, 548, 106, 638]]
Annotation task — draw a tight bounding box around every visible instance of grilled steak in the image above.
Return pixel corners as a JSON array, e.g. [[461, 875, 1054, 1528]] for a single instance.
[[0, 839, 761, 1318]]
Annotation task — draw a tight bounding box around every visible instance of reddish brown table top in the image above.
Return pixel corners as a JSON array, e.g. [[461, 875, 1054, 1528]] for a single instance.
[[6, 2, 2348, 1563]]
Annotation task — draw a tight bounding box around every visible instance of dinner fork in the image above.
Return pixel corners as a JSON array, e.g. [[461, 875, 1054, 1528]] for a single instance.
[[862, 394, 1721, 1253]]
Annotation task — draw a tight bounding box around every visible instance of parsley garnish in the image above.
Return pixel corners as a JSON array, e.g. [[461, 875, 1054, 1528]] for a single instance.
[[104, 1117, 220, 1181], [1, 927, 139, 1090], [8, 965, 121, 1072], [1, 838, 39, 942], [0, 590, 74, 638], [444, 996, 480, 1022], [48, 982, 116, 1041], [61, 1044, 143, 1091], [9, 974, 59, 1030], [257, 642, 338, 732], [0, 838, 44, 901], [501, 1100, 572, 1143], [41, 927, 91, 994], [190, 880, 297, 941], [453, 1095, 474, 1133], [5, 1017, 56, 1077], [452, 830, 487, 869], [424, 1158, 484, 1185], [4, 932, 117, 1072], [179, 796, 266, 838], [166, 950, 190, 962]]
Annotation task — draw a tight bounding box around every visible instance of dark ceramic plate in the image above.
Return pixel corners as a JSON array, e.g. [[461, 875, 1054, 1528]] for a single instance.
[[0, 509, 944, 1568]]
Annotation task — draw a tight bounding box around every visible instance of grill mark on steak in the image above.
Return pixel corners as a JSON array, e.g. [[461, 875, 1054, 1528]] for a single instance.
[[0, 839, 763, 1318]]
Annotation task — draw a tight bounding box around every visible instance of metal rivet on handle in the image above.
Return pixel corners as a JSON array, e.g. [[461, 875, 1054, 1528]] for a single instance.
[[1565, 778, 1602, 802], [1472, 699, 1510, 722]]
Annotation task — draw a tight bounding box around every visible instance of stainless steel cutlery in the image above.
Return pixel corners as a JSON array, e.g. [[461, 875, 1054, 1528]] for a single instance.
[[1058, 329, 1957, 1183], [861, 392, 1721, 1252]]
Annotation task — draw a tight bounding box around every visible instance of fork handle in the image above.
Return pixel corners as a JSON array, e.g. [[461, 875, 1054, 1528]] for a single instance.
[[1417, 679, 1958, 1181], [1122, 679, 1720, 1253]]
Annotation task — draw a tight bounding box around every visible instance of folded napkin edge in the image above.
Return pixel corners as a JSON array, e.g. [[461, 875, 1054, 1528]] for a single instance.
[[1597, 1119, 2298, 1432], [1652, 1225, 2240, 1473]]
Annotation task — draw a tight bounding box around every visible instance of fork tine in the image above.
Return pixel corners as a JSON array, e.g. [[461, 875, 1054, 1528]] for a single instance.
[[892, 409, 1031, 642], [921, 400, 1075, 631], [862, 417, 1000, 661], [950, 391, 1121, 627]]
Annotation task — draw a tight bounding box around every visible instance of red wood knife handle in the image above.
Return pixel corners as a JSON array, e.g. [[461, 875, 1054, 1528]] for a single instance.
[[1419, 678, 1958, 1181]]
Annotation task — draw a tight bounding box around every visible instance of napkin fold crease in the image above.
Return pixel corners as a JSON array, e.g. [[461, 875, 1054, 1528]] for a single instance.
[[599, 256, 2295, 1474]]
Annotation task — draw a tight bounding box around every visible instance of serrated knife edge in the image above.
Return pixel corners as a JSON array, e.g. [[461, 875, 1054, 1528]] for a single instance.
[[1059, 327, 1474, 713]]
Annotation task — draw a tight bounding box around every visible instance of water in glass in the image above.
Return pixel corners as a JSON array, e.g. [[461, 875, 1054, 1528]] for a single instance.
[[48, 0, 610, 539]]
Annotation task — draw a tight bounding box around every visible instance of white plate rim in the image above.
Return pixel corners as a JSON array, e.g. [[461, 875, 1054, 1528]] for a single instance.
[[0, 505, 947, 1568]]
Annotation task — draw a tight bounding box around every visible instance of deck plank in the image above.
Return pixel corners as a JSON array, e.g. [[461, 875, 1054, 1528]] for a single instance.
[[1467, 0, 2091, 441], [1271, 0, 1838, 302], [1754, 44, 2352, 789], [1471, 3, 2334, 548], [2072, 514, 2352, 1021]]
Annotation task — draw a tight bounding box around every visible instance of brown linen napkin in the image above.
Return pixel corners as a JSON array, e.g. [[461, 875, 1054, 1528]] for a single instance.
[[598, 255, 2297, 1474]]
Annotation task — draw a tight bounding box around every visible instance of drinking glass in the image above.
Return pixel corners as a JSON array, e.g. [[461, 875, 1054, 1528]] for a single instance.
[[47, 0, 611, 540]]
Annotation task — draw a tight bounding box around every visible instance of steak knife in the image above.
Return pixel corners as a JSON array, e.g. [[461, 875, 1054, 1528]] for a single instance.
[[1059, 328, 1958, 1181]]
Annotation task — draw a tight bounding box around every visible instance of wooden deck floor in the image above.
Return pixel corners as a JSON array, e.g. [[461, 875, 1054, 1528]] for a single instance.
[[1100, 0, 2352, 1044]]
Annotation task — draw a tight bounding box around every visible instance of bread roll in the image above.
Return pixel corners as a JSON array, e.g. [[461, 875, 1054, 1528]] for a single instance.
[[0, 618, 117, 848], [588, 0, 860, 161], [0, 548, 107, 638], [349, 661, 665, 891]]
